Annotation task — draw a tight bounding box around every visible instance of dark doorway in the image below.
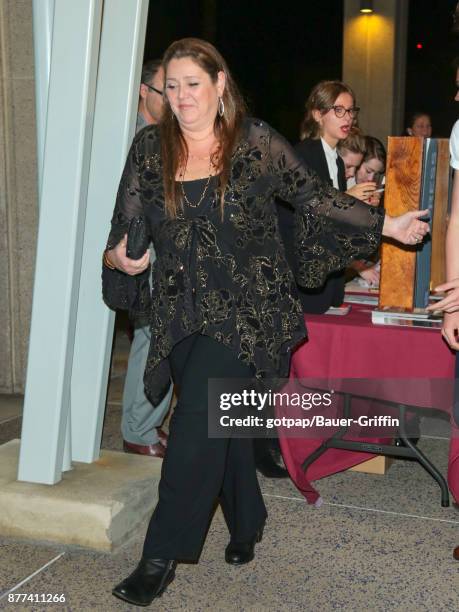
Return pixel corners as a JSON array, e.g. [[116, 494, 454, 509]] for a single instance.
[[144, 2, 459, 140], [143, 1, 343, 142], [404, 0, 458, 137]]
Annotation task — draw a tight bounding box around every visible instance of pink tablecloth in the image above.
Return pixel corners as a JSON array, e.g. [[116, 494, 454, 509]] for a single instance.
[[278, 303, 459, 505]]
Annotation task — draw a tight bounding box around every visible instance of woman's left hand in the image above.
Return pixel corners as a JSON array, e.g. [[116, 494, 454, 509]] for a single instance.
[[427, 279, 459, 313], [359, 265, 380, 287], [346, 182, 376, 203], [440, 311, 459, 350], [382, 210, 430, 245]]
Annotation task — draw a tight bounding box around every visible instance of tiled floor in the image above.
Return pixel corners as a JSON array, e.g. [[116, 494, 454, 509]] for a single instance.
[[0, 326, 458, 611]]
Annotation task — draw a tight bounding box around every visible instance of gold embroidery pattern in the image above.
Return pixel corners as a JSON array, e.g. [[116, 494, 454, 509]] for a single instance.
[[104, 119, 384, 404]]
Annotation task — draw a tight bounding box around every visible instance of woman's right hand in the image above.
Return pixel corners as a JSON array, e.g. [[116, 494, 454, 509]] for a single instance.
[[346, 182, 377, 204], [382, 210, 429, 245], [106, 234, 150, 275], [427, 279, 459, 313]]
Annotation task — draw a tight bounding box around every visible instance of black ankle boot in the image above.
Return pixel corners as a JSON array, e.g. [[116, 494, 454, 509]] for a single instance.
[[112, 558, 176, 606], [225, 526, 264, 565]]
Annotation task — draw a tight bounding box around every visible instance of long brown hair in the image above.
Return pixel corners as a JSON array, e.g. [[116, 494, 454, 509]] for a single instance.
[[299, 80, 356, 140], [160, 38, 247, 219], [362, 136, 386, 168]]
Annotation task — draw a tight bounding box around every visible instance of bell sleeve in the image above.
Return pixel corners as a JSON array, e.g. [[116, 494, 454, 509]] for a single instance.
[[102, 133, 151, 322], [269, 127, 385, 289]]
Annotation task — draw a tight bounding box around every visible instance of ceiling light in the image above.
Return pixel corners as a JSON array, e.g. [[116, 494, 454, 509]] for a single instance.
[[360, 0, 374, 13]]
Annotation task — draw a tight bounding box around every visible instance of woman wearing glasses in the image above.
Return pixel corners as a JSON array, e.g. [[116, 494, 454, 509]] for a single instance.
[[278, 80, 375, 313]]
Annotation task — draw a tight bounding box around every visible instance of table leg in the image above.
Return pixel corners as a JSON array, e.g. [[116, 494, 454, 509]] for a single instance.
[[300, 395, 450, 507], [301, 394, 352, 472], [398, 404, 450, 507]]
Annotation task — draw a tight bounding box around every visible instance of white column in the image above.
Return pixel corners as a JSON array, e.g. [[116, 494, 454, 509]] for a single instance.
[[32, 0, 55, 201], [71, 0, 149, 462], [18, 0, 103, 484]]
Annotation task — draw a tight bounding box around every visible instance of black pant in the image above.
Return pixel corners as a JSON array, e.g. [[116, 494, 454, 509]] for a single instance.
[[142, 333, 267, 561]]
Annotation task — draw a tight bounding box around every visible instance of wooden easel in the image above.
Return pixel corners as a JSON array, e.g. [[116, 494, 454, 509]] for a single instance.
[[379, 137, 451, 310]]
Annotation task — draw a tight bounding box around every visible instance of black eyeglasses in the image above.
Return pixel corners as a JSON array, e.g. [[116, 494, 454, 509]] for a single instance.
[[143, 83, 163, 96], [326, 105, 360, 119]]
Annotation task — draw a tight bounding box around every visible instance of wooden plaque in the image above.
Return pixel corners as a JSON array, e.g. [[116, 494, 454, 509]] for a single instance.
[[379, 137, 424, 310]]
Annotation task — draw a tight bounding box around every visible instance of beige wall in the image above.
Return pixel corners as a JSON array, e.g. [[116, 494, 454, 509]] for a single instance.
[[343, 0, 409, 143], [0, 0, 38, 393]]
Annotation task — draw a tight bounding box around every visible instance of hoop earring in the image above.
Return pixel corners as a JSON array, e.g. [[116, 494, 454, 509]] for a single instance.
[[218, 97, 225, 117]]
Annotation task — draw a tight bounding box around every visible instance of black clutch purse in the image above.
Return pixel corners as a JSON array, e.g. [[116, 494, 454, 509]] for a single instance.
[[126, 216, 149, 260]]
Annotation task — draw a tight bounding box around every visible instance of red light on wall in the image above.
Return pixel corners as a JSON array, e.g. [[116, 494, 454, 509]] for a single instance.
[[416, 43, 423, 49]]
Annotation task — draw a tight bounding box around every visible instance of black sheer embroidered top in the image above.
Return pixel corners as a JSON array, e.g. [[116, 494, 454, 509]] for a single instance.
[[103, 118, 384, 404]]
